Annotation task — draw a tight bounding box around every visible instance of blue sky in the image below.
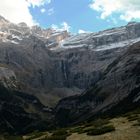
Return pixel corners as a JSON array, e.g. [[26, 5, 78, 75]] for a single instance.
[[1, 0, 140, 33], [29, 0, 128, 33]]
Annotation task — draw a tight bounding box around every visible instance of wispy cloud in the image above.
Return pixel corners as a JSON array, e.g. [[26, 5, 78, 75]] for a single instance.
[[48, 8, 54, 15], [40, 7, 54, 15], [78, 29, 87, 34], [27, 0, 51, 7], [51, 22, 71, 32], [78, 29, 91, 34], [89, 0, 140, 21], [61, 22, 71, 31], [40, 8, 46, 13]]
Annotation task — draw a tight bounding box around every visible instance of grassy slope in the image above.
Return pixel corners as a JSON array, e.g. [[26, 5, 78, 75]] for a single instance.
[[67, 117, 140, 140], [1, 113, 139, 140], [16, 108, 140, 140]]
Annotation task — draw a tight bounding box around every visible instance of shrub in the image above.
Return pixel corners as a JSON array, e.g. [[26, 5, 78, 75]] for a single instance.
[[122, 108, 140, 117], [82, 119, 110, 128], [25, 131, 46, 140], [42, 135, 67, 140], [90, 119, 110, 127], [52, 129, 68, 136], [127, 115, 140, 121], [87, 125, 115, 136], [69, 126, 83, 133], [137, 119, 140, 126], [69, 119, 110, 134], [4, 135, 23, 140], [133, 118, 140, 126], [133, 108, 140, 114], [41, 129, 70, 140], [79, 126, 95, 134], [83, 123, 93, 127]]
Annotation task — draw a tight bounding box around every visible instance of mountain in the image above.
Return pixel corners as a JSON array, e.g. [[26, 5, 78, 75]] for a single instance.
[[0, 16, 71, 107], [1, 16, 140, 107], [0, 16, 140, 135], [55, 41, 140, 125]]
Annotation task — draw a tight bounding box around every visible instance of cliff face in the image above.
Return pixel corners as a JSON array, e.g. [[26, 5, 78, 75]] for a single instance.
[[1, 16, 140, 107], [55, 41, 140, 125], [51, 47, 125, 89]]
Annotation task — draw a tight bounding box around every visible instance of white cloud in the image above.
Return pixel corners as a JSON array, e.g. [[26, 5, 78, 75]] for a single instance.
[[78, 29, 91, 34], [107, 17, 118, 25], [41, 8, 46, 13], [51, 22, 71, 32], [0, 0, 35, 26], [89, 0, 140, 21], [78, 29, 87, 34], [51, 24, 59, 30], [61, 22, 71, 32], [48, 8, 54, 15], [0, 0, 52, 26]]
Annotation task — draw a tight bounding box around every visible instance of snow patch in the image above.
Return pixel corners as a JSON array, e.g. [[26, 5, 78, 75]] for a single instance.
[[12, 35, 22, 41], [95, 37, 140, 51], [10, 40, 19, 44]]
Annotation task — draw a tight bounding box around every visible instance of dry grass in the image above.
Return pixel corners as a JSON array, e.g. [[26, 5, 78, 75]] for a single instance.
[[67, 117, 140, 140], [22, 111, 140, 140]]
